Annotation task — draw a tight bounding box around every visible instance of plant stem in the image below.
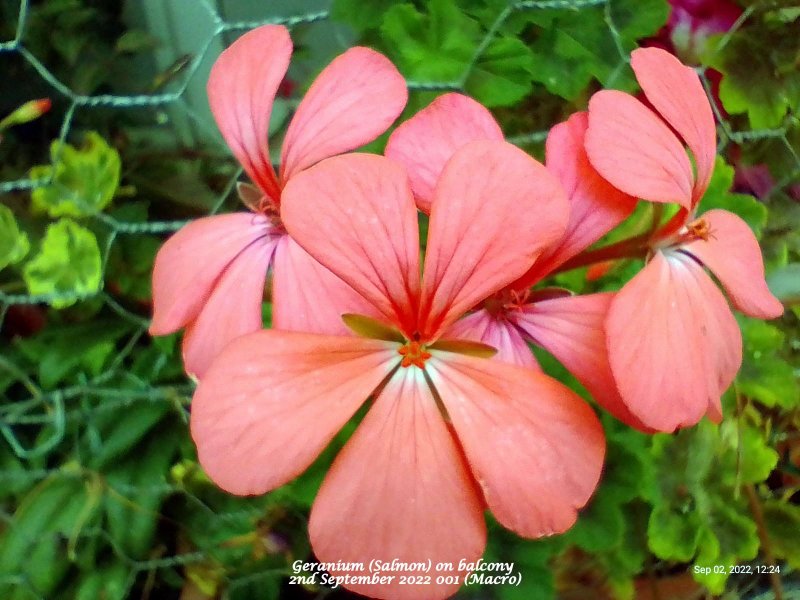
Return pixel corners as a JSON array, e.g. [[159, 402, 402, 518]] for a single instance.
[[744, 484, 783, 600], [552, 234, 651, 274]]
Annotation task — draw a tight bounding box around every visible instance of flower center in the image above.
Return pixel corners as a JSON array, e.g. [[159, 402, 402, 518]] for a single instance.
[[653, 217, 714, 251], [398, 341, 431, 369], [258, 200, 286, 233], [685, 217, 713, 242], [484, 288, 529, 316]]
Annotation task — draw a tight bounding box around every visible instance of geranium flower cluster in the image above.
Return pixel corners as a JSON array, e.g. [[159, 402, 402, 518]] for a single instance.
[[150, 25, 782, 600]]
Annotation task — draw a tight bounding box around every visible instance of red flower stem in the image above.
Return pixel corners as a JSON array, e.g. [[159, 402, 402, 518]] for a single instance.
[[744, 484, 784, 600], [551, 234, 651, 275]]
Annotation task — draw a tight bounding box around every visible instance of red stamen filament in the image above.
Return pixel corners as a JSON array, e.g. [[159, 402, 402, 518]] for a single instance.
[[258, 199, 286, 233], [503, 288, 530, 311]]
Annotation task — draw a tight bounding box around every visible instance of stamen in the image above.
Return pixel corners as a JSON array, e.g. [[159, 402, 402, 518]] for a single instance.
[[504, 288, 530, 311], [257, 199, 286, 233], [398, 341, 431, 369], [653, 217, 716, 251], [686, 218, 714, 242]]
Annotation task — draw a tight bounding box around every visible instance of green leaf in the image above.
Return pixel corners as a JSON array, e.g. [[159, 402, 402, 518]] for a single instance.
[[705, 20, 800, 128], [767, 263, 800, 305], [31, 131, 121, 218], [567, 491, 625, 552], [466, 35, 535, 107], [736, 425, 779, 485], [106, 233, 161, 302], [526, 0, 669, 100], [105, 428, 179, 558], [74, 562, 129, 600], [565, 423, 654, 554], [647, 421, 768, 593], [15, 320, 130, 388], [0, 204, 30, 270], [763, 500, 800, 568], [691, 528, 728, 592], [697, 157, 768, 237], [737, 318, 800, 409], [22, 219, 102, 307], [484, 529, 559, 600], [381, 0, 535, 106], [0, 473, 100, 597], [707, 499, 759, 561], [608, 0, 671, 40], [331, 0, 403, 32], [115, 29, 159, 53], [382, 0, 476, 82], [692, 500, 758, 593], [90, 403, 171, 469], [648, 504, 704, 561]]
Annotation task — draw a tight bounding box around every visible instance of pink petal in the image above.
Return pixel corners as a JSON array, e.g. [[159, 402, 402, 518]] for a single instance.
[[683, 209, 783, 319], [384, 93, 503, 213], [631, 47, 716, 203], [605, 251, 742, 432], [271, 236, 381, 335], [150, 213, 274, 335], [428, 353, 605, 537], [514, 293, 653, 432], [515, 112, 637, 286], [586, 90, 694, 209], [208, 25, 290, 202], [280, 154, 420, 335], [182, 236, 278, 379], [419, 141, 568, 340], [280, 47, 407, 182], [309, 367, 486, 600], [444, 309, 539, 369], [190, 331, 397, 495]]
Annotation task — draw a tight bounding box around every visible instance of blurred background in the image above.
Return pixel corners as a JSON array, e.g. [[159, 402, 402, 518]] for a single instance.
[[0, 0, 799, 598]]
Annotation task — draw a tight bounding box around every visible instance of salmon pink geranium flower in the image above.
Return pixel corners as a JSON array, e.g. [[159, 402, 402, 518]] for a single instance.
[[584, 47, 783, 432], [149, 25, 407, 378], [386, 94, 648, 431], [190, 143, 605, 600]]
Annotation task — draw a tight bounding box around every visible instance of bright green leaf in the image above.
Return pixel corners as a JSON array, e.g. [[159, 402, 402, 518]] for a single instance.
[[737, 426, 779, 485], [648, 504, 703, 561], [381, 0, 534, 106], [31, 131, 121, 218], [381, 1, 475, 84], [691, 528, 733, 593], [22, 218, 102, 307], [0, 204, 30, 270], [466, 35, 534, 107], [698, 157, 768, 237], [705, 20, 800, 128]]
